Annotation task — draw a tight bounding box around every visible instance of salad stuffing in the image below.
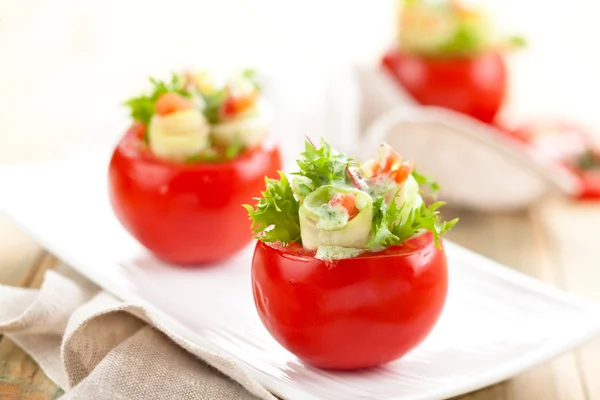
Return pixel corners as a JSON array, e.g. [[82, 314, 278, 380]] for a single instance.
[[398, 0, 525, 58], [124, 69, 269, 163], [245, 139, 458, 260]]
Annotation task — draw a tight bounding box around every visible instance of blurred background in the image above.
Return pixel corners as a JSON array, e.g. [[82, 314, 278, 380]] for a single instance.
[[2, 2, 600, 396], [2, 0, 600, 164]]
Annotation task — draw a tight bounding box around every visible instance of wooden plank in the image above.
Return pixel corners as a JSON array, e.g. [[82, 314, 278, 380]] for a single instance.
[[445, 208, 587, 400], [537, 200, 600, 400], [0, 217, 63, 399], [0, 339, 64, 400]]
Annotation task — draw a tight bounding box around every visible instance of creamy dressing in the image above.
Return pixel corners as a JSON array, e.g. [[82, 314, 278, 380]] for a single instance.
[[299, 186, 373, 251], [368, 174, 423, 214], [314, 203, 349, 230], [298, 175, 424, 259], [367, 175, 397, 200], [316, 246, 362, 261]]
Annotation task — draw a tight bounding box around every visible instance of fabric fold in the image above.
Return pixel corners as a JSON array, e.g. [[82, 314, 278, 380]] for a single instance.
[[0, 267, 275, 400]]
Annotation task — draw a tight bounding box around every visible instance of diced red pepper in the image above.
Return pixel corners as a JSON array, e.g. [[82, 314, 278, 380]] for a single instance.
[[389, 161, 414, 184], [329, 193, 359, 218], [155, 93, 193, 116], [369, 145, 414, 183], [220, 92, 258, 119]]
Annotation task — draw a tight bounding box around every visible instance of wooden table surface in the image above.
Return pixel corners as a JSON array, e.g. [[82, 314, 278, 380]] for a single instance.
[[1, 200, 600, 399]]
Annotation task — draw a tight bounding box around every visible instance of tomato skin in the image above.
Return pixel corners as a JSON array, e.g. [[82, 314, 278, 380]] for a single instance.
[[108, 124, 282, 265], [251, 232, 448, 369], [381, 49, 507, 124], [577, 171, 600, 200]]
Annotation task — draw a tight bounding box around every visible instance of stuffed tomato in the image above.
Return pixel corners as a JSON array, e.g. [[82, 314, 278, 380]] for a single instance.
[[511, 121, 600, 200], [109, 70, 281, 265], [382, 0, 524, 124], [245, 140, 458, 369]]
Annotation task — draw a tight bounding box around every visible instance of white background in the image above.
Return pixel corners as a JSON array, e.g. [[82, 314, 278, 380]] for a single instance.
[[2, 0, 600, 163]]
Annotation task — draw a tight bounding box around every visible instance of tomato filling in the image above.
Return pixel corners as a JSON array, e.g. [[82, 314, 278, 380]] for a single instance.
[[155, 93, 193, 116], [365, 145, 414, 184], [328, 192, 359, 219], [220, 91, 258, 119]]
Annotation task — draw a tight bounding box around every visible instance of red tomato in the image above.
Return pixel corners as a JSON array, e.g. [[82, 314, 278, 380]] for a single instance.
[[578, 171, 600, 200], [108, 124, 282, 265], [251, 232, 448, 369], [511, 121, 600, 201], [511, 122, 591, 163], [381, 49, 507, 124]]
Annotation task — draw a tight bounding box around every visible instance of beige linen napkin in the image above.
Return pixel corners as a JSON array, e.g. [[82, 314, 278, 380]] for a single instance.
[[0, 266, 276, 400]]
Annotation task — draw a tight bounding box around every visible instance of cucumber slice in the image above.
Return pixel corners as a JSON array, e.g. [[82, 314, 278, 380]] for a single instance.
[[149, 109, 210, 161], [299, 185, 373, 250]]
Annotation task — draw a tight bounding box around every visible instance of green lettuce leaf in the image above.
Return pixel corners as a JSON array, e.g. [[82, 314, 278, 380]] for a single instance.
[[367, 197, 400, 249], [200, 88, 227, 124], [243, 172, 301, 244], [292, 138, 353, 192], [411, 168, 440, 198], [368, 191, 458, 250], [123, 74, 190, 128]]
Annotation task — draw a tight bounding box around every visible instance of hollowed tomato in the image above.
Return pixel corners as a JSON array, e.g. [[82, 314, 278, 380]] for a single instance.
[[511, 121, 600, 201], [108, 124, 282, 265], [381, 49, 507, 124], [251, 232, 448, 370]]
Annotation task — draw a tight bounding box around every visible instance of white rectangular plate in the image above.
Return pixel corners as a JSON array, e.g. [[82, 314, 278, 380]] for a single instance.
[[2, 153, 600, 400]]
